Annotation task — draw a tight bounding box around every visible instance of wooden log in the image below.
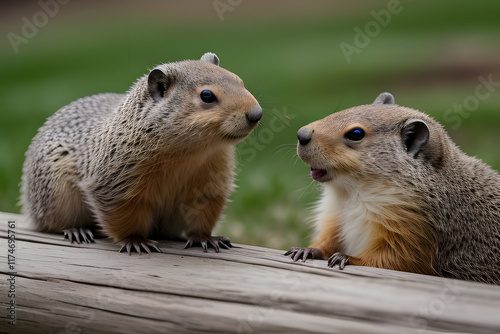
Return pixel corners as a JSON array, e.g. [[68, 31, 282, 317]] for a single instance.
[[1, 211, 500, 334]]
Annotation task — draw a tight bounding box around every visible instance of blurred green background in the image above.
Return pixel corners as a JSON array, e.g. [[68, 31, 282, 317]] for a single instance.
[[1, 0, 499, 250]]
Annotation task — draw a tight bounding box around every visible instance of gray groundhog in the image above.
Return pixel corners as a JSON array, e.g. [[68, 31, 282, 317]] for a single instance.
[[286, 92, 500, 285], [21, 52, 262, 254]]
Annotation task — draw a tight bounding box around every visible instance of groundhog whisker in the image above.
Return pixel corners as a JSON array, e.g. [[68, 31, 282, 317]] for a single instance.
[[295, 179, 320, 201]]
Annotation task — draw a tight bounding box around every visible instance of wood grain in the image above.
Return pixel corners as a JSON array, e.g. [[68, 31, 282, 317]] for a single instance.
[[1, 211, 499, 334]]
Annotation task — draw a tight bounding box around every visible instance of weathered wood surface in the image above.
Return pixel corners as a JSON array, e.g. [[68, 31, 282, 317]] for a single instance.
[[1, 211, 500, 334]]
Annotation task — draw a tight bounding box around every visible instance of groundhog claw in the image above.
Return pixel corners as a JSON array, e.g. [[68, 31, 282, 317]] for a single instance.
[[284, 247, 323, 262], [328, 252, 350, 269], [63, 227, 95, 244], [184, 236, 232, 253], [119, 237, 162, 255]]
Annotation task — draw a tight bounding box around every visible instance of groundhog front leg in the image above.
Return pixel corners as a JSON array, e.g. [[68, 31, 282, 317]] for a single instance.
[[285, 221, 341, 262], [328, 240, 436, 275], [63, 228, 95, 244], [118, 236, 162, 255], [180, 195, 232, 252], [327, 252, 356, 269], [97, 199, 162, 255], [284, 247, 325, 261]]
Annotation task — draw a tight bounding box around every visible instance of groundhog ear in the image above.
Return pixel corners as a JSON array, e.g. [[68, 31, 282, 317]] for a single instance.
[[148, 69, 173, 102], [401, 119, 430, 158], [373, 92, 395, 105], [200, 52, 220, 66]]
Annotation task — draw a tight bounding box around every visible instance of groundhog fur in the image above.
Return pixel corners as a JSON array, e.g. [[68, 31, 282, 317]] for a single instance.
[[287, 92, 500, 285], [21, 52, 262, 254]]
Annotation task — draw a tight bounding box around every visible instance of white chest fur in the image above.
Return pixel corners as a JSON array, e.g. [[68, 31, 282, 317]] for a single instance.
[[314, 175, 406, 257]]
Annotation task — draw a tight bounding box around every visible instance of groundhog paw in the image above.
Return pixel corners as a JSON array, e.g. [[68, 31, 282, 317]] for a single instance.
[[328, 252, 350, 269], [184, 236, 233, 253], [118, 236, 162, 255], [284, 247, 324, 262], [63, 227, 95, 244]]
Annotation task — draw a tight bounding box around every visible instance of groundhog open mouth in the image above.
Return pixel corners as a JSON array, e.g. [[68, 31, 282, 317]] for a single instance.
[[310, 168, 330, 182]]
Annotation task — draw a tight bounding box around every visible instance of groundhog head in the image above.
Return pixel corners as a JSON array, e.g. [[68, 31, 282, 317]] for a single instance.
[[143, 52, 262, 152], [296, 92, 448, 183]]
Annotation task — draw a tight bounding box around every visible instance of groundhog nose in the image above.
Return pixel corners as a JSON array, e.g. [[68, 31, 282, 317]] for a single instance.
[[297, 127, 312, 145], [246, 105, 263, 123]]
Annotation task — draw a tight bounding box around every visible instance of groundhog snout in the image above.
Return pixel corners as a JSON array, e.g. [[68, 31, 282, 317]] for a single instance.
[[245, 105, 263, 124], [296, 126, 317, 164], [297, 127, 313, 145]]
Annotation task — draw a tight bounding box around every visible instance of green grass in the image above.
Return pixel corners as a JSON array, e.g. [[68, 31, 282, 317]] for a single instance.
[[1, 1, 500, 250]]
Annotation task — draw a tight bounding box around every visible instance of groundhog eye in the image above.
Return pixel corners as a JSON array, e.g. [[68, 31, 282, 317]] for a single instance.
[[345, 127, 365, 141], [200, 89, 217, 103]]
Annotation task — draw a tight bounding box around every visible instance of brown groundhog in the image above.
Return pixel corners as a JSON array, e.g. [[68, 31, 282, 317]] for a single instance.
[[286, 92, 500, 285], [21, 52, 262, 254]]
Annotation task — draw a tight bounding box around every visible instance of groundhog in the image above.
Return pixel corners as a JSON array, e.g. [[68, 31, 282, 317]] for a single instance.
[[21, 52, 262, 254], [286, 92, 500, 285]]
